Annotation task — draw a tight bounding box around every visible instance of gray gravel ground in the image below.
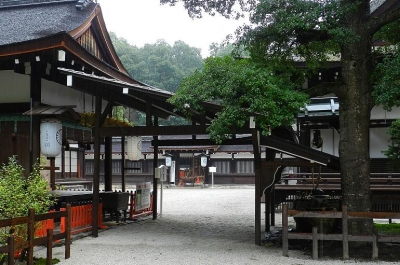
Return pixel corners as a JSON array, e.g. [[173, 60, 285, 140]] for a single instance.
[[35, 186, 399, 265]]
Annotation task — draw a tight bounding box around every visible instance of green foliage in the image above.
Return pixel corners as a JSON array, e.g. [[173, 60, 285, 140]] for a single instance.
[[373, 47, 400, 111], [110, 32, 204, 93], [238, 1, 359, 77], [382, 120, 400, 170], [373, 21, 400, 44], [168, 56, 308, 142], [374, 222, 400, 235], [209, 42, 249, 58], [0, 156, 55, 245], [160, 0, 254, 19]]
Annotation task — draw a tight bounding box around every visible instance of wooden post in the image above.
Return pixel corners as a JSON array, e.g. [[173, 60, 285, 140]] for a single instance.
[[121, 136, 126, 192], [342, 205, 349, 259], [372, 228, 378, 259], [65, 204, 71, 259], [92, 94, 102, 237], [270, 188, 276, 226], [7, 236, 14, 265], [152, 116, 159, 220], [46, 229, 53, 265], [265, 188, 270, 232], [282, 204, 289, 257], [252, 129, 262, 246], [312, 226, 318, 259], [27, 208, 35, 265], [104, 137, 113, 191], [44, 158, 58, 191]]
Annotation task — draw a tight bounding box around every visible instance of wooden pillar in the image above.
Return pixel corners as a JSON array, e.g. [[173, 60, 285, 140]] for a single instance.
[[252, 129, 262, 246], [61, 146, 66, 179], [230, 153, 236, 173], [264, 187, 271, 232], [270, 187, 276, 226], [30, 62, 41, 172], [121, 136, 126, 192], [152, 118, 159, 220], [49, 158, 56, 191], [104, 137, 112, 191], [173, 151, 180, 184], [92, 94, 102, 237]]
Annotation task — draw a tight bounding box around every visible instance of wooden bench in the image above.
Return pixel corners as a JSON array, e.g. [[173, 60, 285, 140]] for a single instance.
[[282, 204, 400, 260]]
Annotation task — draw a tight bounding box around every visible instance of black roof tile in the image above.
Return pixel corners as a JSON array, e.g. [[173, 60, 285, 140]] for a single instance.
[[0, 0, 95, 45]]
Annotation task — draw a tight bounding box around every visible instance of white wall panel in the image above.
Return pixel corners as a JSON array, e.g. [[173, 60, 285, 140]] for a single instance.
[[370, 127, 390, 158], [0, 71, 30, 102], [42, 79, 108, 113]]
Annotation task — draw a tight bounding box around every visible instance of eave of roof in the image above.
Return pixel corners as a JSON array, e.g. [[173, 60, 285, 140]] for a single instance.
[[0, 32, 135, 83]]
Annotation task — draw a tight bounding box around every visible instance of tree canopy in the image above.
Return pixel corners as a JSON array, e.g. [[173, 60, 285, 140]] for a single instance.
[[110, 32, 204, 93], [162, 0, 400, 231], [169, 56, 308, 142]]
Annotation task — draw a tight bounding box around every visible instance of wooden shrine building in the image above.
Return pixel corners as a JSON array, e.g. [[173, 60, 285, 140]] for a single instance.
[[1, 0, 398, 247]]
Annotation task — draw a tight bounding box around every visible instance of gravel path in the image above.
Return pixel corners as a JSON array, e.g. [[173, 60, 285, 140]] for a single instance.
[[35, 186, 398, 264]]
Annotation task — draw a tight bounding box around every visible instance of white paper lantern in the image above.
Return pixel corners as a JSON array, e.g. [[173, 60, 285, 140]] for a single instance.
[[200, 154, 208, 167], [126, 136, 141, 161], [165, 156, 172, 167], [40, 118, 62, 157]]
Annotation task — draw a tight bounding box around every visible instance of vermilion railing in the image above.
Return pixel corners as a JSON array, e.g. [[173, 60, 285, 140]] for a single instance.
[[60, 202, 108, 235]]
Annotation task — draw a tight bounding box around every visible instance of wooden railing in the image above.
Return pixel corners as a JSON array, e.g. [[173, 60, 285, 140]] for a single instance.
[[0, 205, 71, 265], [282, 204, 400, 259]]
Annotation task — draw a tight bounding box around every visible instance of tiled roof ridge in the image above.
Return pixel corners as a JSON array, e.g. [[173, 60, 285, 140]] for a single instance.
[[0, 0, 87, 9]]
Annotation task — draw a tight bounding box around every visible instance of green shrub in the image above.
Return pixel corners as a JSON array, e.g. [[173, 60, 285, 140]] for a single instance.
[[0, 156, 56, 261]]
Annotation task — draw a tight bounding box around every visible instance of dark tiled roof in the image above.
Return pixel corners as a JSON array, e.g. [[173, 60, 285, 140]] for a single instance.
[[0, 0, 96, 45]]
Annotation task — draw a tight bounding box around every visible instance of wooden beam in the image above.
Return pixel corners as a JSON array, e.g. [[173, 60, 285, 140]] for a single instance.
[[155, 138, 252, 147], [100, 125, 252, 137], [262, 159, 322, 167], [70, 77, 171, 120]]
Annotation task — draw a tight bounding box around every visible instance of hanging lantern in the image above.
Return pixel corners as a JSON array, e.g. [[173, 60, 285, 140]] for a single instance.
[[126, 136, 141, 161], [200, 153, 208, 167], [40, 118, 62, 158], [165, 155, 172, 167]]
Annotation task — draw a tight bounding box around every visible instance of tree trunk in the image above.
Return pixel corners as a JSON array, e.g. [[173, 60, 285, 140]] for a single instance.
[[339, 6, 374, 234]]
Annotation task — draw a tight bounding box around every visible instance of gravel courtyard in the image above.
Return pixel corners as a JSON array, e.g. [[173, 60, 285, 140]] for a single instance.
[[36, 186, 399, 265]]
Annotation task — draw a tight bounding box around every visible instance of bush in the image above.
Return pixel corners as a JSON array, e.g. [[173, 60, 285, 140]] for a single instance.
[[0, 156, 56, 261]]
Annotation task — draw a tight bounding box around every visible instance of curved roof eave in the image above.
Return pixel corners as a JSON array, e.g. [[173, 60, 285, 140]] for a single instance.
[[68, 4, 129, 75]]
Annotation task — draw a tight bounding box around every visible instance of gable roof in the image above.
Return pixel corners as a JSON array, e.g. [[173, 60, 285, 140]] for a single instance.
[[0, 0, 127, 73], [0, 0, 222, 125]]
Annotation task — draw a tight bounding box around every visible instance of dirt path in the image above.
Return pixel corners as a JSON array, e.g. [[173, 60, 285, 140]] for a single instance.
[[35, 186, 399, 264]]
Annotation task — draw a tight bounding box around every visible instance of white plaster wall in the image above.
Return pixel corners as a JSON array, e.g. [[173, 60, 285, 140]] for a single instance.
[[311, 127, 390, 158], [0, 71, 30, 103], [371, 105, 400, 120], [370, 127, 390, 158], [42, 79, 108, 113]]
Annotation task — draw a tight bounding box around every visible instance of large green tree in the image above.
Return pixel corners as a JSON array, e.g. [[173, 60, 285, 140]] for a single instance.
[[109, 32, 204, 126], [162, 0, 400, 233], [169, 56, 308, 142], [110, 32, 204, 93]]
